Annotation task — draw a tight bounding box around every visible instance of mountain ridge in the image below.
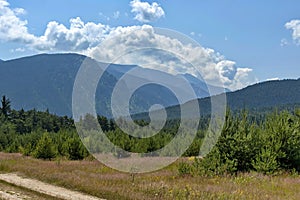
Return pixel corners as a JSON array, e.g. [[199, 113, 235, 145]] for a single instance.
[[161, 78, 300, 119], [1, 53, 299, 118], [0, 53, 222, 117]]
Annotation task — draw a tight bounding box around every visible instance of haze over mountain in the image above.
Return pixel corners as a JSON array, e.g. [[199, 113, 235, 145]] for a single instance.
[[1, 53, 299, 119], [0, 53, 225, 117]]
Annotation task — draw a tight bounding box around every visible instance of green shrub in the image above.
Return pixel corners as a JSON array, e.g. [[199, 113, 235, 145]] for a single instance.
[[33, 133, 56, 160], [252, 146, 280, 174]]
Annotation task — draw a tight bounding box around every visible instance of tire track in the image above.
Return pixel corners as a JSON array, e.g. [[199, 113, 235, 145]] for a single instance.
[[0, 173, 104, 200]]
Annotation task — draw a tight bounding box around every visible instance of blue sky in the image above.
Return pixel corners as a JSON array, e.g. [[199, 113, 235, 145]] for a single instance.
[[1, 0, 300, 88]]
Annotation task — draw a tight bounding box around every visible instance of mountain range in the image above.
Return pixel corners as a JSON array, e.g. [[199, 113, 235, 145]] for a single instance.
[[0, 53, 299, 118], [160, 78, 300, 120], [0, 53, 225, 117]]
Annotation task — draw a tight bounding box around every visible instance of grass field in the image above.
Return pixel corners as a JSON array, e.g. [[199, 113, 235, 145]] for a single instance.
[[0, 152, 299, 200]]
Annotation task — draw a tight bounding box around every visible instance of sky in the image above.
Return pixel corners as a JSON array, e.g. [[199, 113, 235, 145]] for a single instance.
[[0, 0, 300, 90]]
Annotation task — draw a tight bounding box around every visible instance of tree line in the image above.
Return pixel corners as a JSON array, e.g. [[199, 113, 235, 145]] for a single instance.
[[0, 95, 87, 160], [179, 109, 300, 175], [0, 95, 299, 174]]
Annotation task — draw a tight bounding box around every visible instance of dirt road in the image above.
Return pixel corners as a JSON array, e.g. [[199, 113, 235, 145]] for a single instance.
[[0, 181, 60, 200], [0, 173, 104, 200]]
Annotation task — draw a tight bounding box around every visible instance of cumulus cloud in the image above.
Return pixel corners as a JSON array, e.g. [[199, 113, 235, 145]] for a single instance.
[[230, 68, 256, 90], [0, 0, 35, 43], [216, 61, 237, 84], [33, 17, 111, 51], [0, 0, 254, 90], [285, 19, 300, 45], [130, 0, 165, 23], [88, 25, 254, 90], [0, 0, 111, 52]]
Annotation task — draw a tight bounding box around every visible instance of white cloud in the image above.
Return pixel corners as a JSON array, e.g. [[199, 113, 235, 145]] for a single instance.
[[13, 7, 26, 15], [0, 1, 111, 52], [88, 25, 254, 90], [285, 19, 300, 45], [0, 0, 8, 8], [216, 60, 237, 84], [0, 0, 35, 43], [33, 17, 111, 51], [0, 0, 254, 90], [0, 1, 110, 51], [130, 0, 165, 23], [230, 68, 256, 90]]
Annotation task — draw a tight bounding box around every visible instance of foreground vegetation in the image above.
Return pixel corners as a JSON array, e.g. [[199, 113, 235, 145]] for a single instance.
[[0, 95, 300, 199], [0, 153, 299, 200], [0, 95, 300, 175]]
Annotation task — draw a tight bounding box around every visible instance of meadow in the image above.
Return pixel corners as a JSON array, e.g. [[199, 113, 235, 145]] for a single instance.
[[0, 152, 299, 200]]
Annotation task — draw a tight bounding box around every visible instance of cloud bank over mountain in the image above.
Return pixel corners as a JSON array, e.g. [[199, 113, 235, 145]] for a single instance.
[[0, 0, 255, 90]]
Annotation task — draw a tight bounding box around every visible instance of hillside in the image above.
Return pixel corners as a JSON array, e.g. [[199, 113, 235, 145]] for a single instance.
[[161, 79, 300, 119], [1, 53, 299, 118], [0, 54, 86, 116], [227, 79, 300, 109], [0, 53, 220, 117]]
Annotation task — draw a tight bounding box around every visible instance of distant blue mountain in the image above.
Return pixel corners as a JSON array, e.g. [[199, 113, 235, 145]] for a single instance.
[[133, 78, 300, 120], [163, 78, 300, 119], [107, 63, 227, 99], [1, 53, 299, 119], [0, 53, 220, 117], [181, 73, 230, 97]]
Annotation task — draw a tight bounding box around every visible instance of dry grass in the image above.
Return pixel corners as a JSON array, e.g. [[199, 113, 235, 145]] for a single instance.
[[0, 152, 299, 200]]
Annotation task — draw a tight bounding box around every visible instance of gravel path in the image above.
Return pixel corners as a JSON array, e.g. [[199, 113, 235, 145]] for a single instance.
[[0, 173, 104, 200]]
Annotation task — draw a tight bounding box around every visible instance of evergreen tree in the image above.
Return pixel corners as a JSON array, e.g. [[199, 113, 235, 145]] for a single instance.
[[33, 133, 56, 160], [0, 95, 11, 118]]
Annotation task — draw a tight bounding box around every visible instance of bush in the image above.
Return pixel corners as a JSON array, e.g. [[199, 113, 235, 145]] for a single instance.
[[63, 137, 87, 160], [252, 146, 280, 174], [191, 110, 300, 175], [33, 133, 56, 160]]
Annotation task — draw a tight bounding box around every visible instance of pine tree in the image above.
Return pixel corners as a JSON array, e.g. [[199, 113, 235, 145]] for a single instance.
[[33, 133, 56, 160], [0, 95, 11, 118]]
